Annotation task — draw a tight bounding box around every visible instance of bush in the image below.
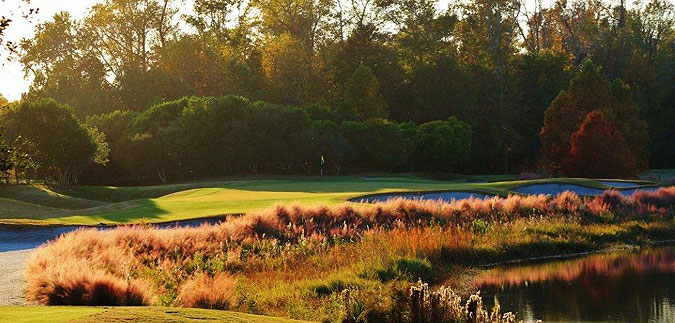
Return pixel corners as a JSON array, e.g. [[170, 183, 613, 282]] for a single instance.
[[471, 219, 489, 234], [519, 172, 546, 180], [25, 264, 149, 306], [341, 119, 414, 171], [413, 117, 472, 171]]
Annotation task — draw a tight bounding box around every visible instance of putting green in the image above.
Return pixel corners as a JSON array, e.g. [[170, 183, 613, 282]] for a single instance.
[[0, 176, 657, 226]]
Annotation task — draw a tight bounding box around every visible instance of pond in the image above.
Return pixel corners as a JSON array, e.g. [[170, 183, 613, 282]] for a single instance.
[[475, 246, 675, 323]]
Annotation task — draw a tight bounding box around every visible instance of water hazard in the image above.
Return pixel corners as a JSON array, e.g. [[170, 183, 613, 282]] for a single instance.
[[475, 246, 675, 322]]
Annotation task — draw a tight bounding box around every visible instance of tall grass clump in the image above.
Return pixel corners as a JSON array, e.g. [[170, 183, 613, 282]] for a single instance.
[[175, 273, 238, 309], [24, 187, 675, 319], [408, 281, 519, 323]]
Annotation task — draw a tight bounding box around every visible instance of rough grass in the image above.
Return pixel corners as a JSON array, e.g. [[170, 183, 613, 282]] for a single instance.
[[0, 306, 307, 323], [24, 188, 675, 321], [0, 176, 659, 225]]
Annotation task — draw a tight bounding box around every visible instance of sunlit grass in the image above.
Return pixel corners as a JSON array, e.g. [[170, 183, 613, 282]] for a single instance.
[[22, 188, 675, 321], [0, 306, 307, 323], [0, 176, 659, 225]]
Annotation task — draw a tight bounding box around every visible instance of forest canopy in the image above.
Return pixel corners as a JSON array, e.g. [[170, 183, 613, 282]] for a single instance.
[[1, 0, 674, 184]]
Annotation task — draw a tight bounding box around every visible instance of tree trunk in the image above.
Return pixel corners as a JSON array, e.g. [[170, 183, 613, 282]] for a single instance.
[[156, 167, 167, 184]]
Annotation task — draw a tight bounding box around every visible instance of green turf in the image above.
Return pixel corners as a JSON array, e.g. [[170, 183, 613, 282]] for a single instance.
[[0, 176, 659, 226], [643, 169, 675, 180], [0, 306, 308, 323], [0, 184, 106, 209], [0, 306, 104, 323]]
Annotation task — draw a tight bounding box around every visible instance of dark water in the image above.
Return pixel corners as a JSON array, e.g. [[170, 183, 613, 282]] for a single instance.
[[476, 246, 675, 323]]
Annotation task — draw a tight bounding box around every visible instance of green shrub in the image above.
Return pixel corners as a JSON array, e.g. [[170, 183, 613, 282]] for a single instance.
[[375, 257, 432, 282]]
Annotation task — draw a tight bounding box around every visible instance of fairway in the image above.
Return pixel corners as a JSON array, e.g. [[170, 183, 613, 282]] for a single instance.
[[0, 306, 309, 323], [0, 176, 657, 225]]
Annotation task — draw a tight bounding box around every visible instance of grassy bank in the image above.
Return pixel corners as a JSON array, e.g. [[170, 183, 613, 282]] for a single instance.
[[24, 188, 675, 321], [0, 176, 657, 225]]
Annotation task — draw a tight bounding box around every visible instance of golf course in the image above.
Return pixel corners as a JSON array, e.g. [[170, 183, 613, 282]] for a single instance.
[[0, 174, 672, 322], [0, 306, 309, 323], [1, 0, 674, 320], [0, 175, 660, 225]]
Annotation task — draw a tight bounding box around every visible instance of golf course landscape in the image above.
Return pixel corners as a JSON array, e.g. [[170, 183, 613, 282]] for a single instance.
[[1, 174, 673, 322], [1, 0, 674, 321], [0, 175, 661, 225]]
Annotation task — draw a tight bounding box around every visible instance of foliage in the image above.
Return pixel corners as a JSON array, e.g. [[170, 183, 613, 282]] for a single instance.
[[0, 133, 13, 180], [564, 111, 637, 178], [540, 90, 581, 173], [413, 117, 472, 171], [540, 61, 650, 177], [12, 0, 674, 172], [0, 99, 108, 185], [341, 119, 413, 172], [76, 95, 442, 182], [344, 65, 388, 120]]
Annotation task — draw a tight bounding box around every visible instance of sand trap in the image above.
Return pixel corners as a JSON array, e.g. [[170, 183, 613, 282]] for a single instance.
[[354, 191, 491, 203], [513, 183, 659, 196], [512, 184, 605, 196], [598, 180, 645, 188], [615, 187, 660, 195]]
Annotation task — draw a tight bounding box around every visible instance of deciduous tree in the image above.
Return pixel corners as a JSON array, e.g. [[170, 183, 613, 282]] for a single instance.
[[563, 110, 636, 178], [0, 99, 109, 185], [344, 65, 387, 119], [413, 117, 472, 171]]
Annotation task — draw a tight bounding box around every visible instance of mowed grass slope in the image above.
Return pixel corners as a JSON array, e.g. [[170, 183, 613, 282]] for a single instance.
[[0, 176, 659, 225], [0, 184, 107, 209], [0, 306, 310, 323]]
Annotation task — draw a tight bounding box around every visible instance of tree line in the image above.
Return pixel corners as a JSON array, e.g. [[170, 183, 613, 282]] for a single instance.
[[0, 96, 471, 185], [0, 0, 672, 184]]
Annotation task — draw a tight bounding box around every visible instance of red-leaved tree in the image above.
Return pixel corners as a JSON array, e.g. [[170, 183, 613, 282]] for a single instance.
[[563, 111, 637, 178]]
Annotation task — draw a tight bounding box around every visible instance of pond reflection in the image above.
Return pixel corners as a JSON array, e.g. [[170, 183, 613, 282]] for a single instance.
[[476, 246, 675, 323]]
